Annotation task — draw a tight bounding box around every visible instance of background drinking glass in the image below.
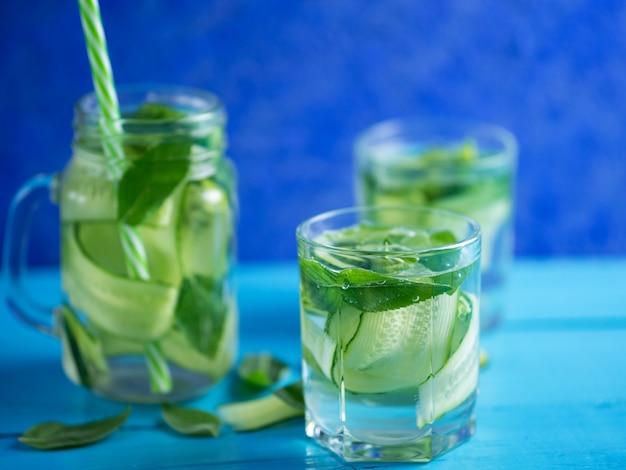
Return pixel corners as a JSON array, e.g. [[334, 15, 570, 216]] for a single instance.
[[354, 118, 517, 331], [297, 205, 481, 462]]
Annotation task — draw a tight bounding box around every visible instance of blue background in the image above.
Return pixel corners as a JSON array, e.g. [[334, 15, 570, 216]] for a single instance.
[[1, 0, 625, 265]]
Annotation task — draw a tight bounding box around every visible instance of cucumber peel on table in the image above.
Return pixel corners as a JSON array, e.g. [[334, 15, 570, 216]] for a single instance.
[[218, 381, 305, 432]]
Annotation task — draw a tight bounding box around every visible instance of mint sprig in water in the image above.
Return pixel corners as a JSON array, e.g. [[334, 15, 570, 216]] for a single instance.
[[19, 407, 131, 450], [299, 259, 452, 314], [117, 103, 191, 225], [174, 276, 228, 357]]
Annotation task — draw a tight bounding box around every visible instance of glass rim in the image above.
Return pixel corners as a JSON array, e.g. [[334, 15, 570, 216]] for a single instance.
[[296, 205, 481, 257], [74, 83, 225, 128], [354, 116, 517, 170]]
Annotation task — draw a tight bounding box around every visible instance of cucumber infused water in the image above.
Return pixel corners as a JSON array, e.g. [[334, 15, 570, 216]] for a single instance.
[[59, 86, 237, 402], [297, 206, 481, 462], [355, 119, 516, 331]]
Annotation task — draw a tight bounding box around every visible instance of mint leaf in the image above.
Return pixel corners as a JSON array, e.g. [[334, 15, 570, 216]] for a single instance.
[[420, 138, 478, 165], [117, 103, 191, 225], [59, 305, 92, 387], [429, 229, 457, 245], [19, 407, 131, 450], [174, 276, 228, 357], [237, 353, 290, 388], [132, 103, 185, 120], [338, 268, 449, 312], [432, 261, 477, 294], [161, 404, 221, 437], [58, 304, 108, 388], [118, 146, 189, 225], [300, 259, 454, 314], [299, 259, 341, 313], [419, 247, 461, 274]]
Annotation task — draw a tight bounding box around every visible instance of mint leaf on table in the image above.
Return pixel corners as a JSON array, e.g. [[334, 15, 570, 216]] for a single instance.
[[174, 276, 227, 357], [237, 353, 290, 388], [19, 407, 131, 450], [117, 103, 191, 225], [161, 404, 221, 437]]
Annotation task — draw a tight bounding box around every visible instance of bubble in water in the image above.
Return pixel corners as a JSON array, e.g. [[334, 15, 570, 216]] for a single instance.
[[341, 279, 351, 290]]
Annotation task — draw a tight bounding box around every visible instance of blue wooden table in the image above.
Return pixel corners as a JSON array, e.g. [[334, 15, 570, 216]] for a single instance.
[[1, 259, 625, 469]]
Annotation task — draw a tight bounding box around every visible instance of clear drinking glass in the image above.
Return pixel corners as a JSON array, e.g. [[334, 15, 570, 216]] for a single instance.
[[297, 205, 481, 462], [355, 118, 516, 331], [3, 84, 238, 403]]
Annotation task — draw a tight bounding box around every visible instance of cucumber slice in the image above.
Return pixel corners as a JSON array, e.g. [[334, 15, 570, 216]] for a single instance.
[[417, 293, 479, 427], [62, 223, 179, 341], [303, 290, 460, 395], [97, 328, 144, 357], [218, 390, 303, 432], [95, 298, 237, 379], [178, 180, 232, 278], [60, 157, 117, 222], [136, 224, 182, 286], [76, 223, 127, 276], [302, 313, 337, 378], [337, 291, 459, 394], [324, 305, 362, 348], [77, 220, 183, 286], [161, 300, 237, 378]]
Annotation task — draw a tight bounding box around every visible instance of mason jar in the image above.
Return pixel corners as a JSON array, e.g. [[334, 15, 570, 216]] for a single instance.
[[4, 84, 238, 403]]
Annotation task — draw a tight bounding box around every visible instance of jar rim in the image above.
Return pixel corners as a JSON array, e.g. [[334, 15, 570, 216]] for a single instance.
[[74, 83, 225, 129]]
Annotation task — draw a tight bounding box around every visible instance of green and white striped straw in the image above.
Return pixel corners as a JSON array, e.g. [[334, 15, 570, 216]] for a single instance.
[[78, 0, 149, 280], [78, 0, 126, 179], [77, 0, 171, 393]]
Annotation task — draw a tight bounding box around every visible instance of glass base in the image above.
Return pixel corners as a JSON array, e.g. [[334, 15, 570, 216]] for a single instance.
[[305, 396, 476, 463], [88, 356, 217, 404]]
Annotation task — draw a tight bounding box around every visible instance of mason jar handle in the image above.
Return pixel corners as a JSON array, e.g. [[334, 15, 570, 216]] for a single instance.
[[2, 173, 58, 336]]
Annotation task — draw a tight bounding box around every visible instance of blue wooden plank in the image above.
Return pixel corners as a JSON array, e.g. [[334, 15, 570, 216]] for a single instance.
[[1, 260, 626, 469], [2, 401, 625, 470], [480, 328, 626, 406], [505, 258, 626, 322]]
